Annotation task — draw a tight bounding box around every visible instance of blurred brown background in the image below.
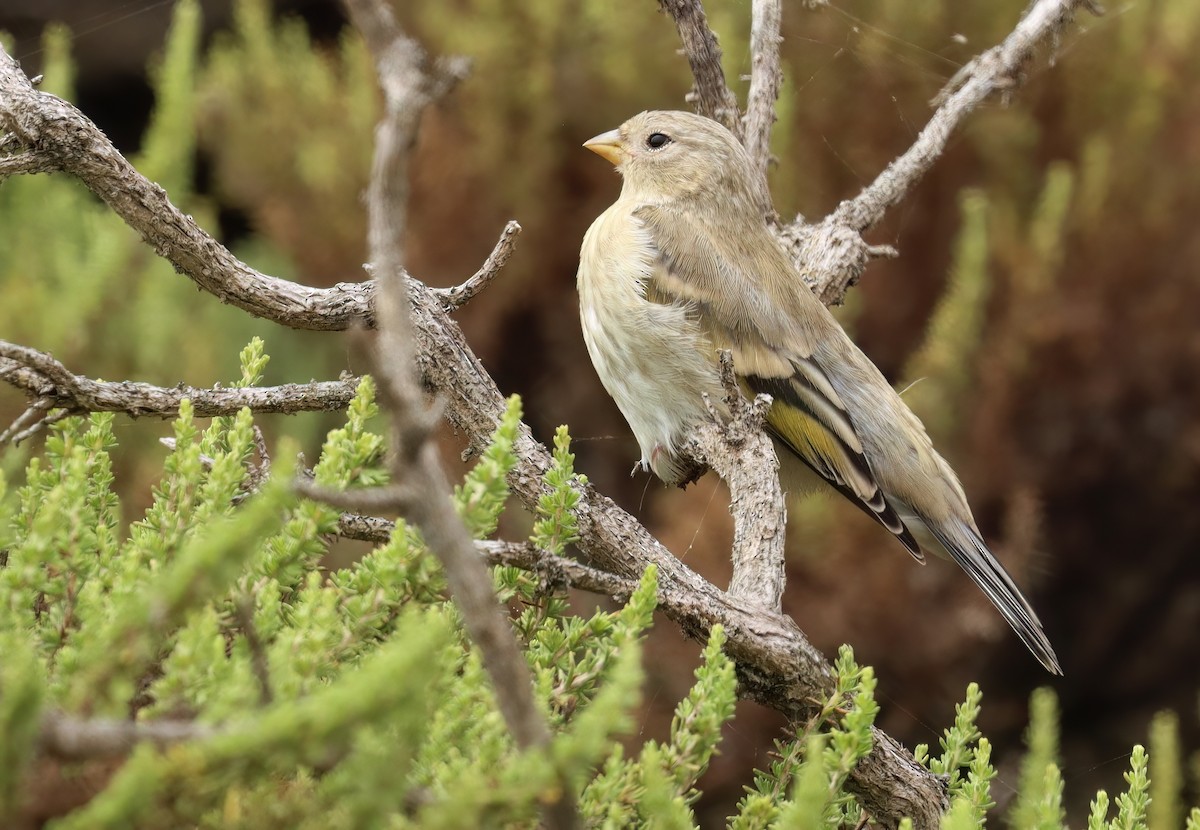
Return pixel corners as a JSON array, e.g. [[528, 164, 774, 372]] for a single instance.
[[2, 0, 1197, 824]]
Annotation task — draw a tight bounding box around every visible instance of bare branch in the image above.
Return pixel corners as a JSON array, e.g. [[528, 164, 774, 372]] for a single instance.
[[38, 711, 217, 761], [0, 150, 57, 179], [743, 0, 784, 176], [476, 541, 642, 599], [657, 0, 742, 134], [828, 0, 1094, 234], [2, 407, 71, 445], [778, 0, 1096, 305], [295, 479, 414, 514], [339, 3, 570, 827], [434, 221, 523, 312], [331, 509, 646, 601], [682, 352, 786, 611], [0, 341, 360, 442], [0, 398, 53, 445]]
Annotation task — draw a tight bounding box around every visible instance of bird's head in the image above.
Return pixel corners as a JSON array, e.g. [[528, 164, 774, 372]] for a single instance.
[[584, 110, 770, 212]]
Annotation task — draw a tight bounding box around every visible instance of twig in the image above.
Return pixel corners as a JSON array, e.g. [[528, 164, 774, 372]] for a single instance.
[[657, 0, 742, 134], [38, 711, 217, 761], [434, 221, 522, 311], [0, 341, 360, 443], [3, 408, 73, 445], [295, 479, 413, 515], [477, 541, 642, 599], [233, 596, 273, 706], [339, 2, 572, 828], [0, 398, 53, 444], [829, 0, 1095, 234], [654, 0, 1095, 307], [743, 0, 784, 177], [331, 510, 646, 601], [776, 0, 1099, 306]]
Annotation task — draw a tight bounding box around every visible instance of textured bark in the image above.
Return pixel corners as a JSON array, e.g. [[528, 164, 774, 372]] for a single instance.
[[743, 0, 783, 178], [0, 340, 358, 442], [338, 1, 573, 827], [682, 355, 787, 612], [656, 0, 742, 134]]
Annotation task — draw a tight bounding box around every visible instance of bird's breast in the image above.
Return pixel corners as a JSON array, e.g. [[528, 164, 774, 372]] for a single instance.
[[577, 206, 724, 483]]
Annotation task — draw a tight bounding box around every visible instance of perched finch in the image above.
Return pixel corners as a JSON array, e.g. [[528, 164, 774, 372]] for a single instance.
[[577, 110, 1061, 674]]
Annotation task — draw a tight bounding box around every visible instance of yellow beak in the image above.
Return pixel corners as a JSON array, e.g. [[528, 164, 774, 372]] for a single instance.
[[583, 129, 625, 166]]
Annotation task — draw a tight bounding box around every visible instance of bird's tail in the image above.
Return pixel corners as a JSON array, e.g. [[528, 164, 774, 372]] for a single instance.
[[923, 515, 1062, 675]]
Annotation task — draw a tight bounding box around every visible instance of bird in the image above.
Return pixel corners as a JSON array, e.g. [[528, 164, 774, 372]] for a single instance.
[[577, 109, 1061, 674]]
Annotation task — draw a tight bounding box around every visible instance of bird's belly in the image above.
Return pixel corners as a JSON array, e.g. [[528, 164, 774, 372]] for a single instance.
[[580, 294, 721, 484]]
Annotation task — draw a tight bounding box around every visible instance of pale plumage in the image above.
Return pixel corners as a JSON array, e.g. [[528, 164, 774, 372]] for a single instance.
[[578, 110, 1061, 674]]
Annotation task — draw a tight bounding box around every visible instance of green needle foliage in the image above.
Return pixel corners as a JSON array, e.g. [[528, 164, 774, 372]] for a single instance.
[[0, 344, 693, 827], [914, 681, 996, 822], [1150, 712, 1185, 830], [1011, 687, 1065, 830]]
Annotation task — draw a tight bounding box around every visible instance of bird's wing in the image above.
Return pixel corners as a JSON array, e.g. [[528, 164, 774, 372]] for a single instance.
[[636, 204, 922, 560]]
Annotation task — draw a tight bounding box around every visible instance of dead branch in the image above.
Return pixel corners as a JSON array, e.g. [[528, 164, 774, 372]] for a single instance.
[[336, 2, 572, 827], [743, 0, 784, 177], [0, 340, 360, 443], [330, 510, 646, 601], [657, 0, 742, 134], [38, 711, 218, 762], [830, 0, 1096, 235], [682, 352, 786, 612], [0, 48, 374, 331], [659, 0, 1097, 306], [433, 221, 523, 311]]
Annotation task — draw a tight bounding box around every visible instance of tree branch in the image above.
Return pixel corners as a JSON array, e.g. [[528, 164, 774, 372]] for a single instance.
[[336, 3, 572, 828], [0, 340, 360, 443], [331, 509, 646, 601], [38, 711, 218, 762], [656, 0, 1097, 307], [433, 220, 522, 311], [829, 0, 1094, 234], [742, 0, 784, 177], [0, 47, 375, 331], [787, 0, 1096, 305], [657, 0, 742, 134], [682, 353, 786, 612], [0, 150, 57, 179]]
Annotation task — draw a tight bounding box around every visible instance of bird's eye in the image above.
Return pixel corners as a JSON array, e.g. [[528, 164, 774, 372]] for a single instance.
[[646, 132, 672, 149]]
